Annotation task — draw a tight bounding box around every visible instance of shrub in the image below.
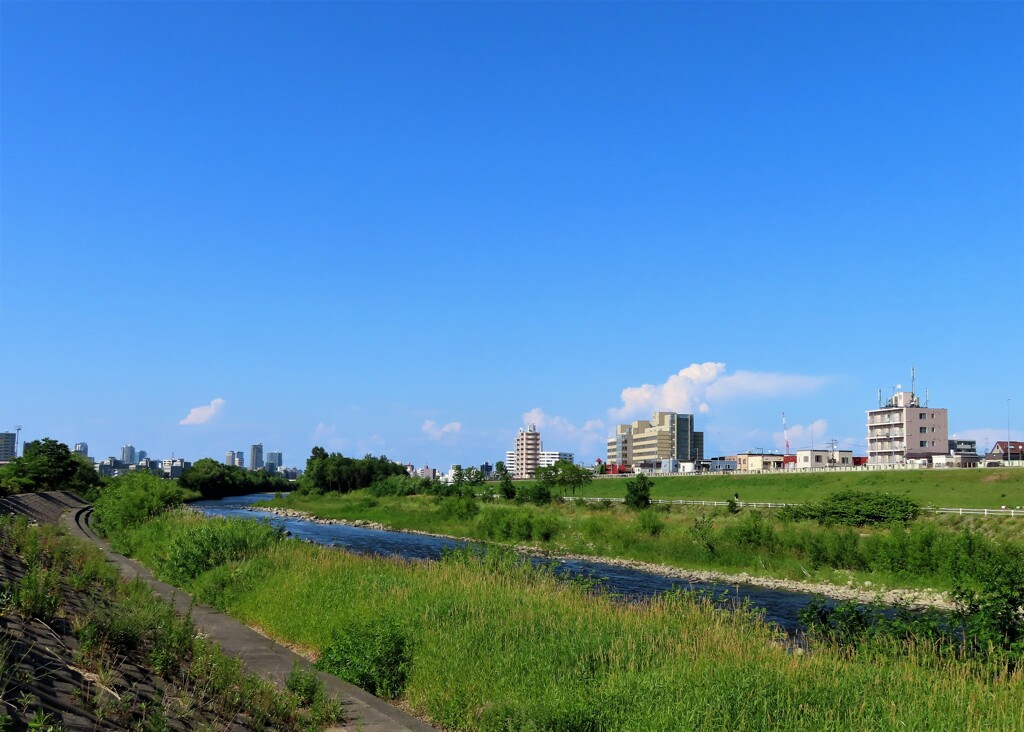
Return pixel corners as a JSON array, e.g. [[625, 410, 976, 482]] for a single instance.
[[91, 472, 187, 538], [161, 518, 281, 584], [286, 662, 324, 706], [816, 491, 920, 526], [316, 617, 412, 699], [437, 496, 480, 521], [624, 474, 653, 511], [367, 475, 426, 497], [515, 481, 552, 506], [636, 509, 664, 537]]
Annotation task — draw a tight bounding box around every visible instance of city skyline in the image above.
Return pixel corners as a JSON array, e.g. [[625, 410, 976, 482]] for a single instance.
[[1, 3, 1020, 469]]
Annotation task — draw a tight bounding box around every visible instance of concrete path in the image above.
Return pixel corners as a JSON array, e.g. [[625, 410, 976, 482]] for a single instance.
[[43, 498, 438, 732]]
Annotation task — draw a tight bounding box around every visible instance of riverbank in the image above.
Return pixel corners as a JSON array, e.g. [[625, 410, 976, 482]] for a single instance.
[[244, 504, 955, 609]]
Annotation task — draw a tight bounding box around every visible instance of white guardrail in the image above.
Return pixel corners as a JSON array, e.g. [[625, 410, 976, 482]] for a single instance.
[[570, 496, 1024, 517]]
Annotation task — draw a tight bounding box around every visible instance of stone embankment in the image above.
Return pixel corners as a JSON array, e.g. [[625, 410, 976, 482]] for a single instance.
[[246, 505, 956, 610]]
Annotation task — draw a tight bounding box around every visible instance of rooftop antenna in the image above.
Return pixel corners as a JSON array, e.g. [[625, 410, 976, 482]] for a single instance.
[[911, 366, 916, 398], [926, 387, 929, 407], [14, 425, 21, 458], [878, 388, 882, 408], [782, 412, 790, 455]]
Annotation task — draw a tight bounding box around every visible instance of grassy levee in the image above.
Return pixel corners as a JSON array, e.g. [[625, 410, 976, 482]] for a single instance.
[[552, 468, 1024, 507], [260, 492, 1024, 593], [115, 510, 1023, 731]]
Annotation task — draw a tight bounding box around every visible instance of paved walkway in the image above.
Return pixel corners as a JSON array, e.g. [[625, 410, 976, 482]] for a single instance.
[[27, 496, 439, 732]]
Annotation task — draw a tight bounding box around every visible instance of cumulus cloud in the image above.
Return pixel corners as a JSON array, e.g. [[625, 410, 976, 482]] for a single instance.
[[179, 398, 225, 426], [521, 408, 606, 457], [422, 420, 462, 440], [610, 362, 831, 421], [772, 419, 829, 452]]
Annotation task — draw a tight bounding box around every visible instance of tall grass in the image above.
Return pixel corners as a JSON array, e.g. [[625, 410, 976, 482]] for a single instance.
[[114, 513, 1023, 731]]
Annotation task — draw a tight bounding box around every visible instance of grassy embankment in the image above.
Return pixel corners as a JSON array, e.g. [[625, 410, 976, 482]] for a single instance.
[[259, 486, 1024, 594], [110, 508, 1023, 731], [549, 467, 1024, 507]]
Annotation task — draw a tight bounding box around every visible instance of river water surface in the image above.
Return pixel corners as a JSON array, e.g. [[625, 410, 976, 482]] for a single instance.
[[193, 493, 829, 633]]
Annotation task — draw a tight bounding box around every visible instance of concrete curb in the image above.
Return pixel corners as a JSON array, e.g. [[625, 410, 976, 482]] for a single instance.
[[65, 506, 437, 732]]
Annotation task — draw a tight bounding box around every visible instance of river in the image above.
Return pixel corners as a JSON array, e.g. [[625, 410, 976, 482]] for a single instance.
[[192, 493, 831, 634]]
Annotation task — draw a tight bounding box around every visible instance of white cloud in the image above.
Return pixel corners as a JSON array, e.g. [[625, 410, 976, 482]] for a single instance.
[[609, 362, 831, 421], [772, 419, 829, 452], [179, 398, 225, 426], [521, 408, 606, 457], [422, 420, 462, 440]]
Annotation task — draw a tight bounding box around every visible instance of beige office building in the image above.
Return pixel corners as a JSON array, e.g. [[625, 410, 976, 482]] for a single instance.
[[867, 390, 948, 465], [607, 412, 703, 468], [511, 424, 542, 479]]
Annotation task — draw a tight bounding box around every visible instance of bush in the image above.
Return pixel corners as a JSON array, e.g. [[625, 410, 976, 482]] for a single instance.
[[91, 472, 187, 538], [367, 475, 426, 497], [635, 510, 664, 537], [624, 475, 652, 511], [437, 496, 480, 521], [316, 617, 412, 699], [515, 481, 552, 506], [161, 518, 282, 584], [781, 491, 920, 526]]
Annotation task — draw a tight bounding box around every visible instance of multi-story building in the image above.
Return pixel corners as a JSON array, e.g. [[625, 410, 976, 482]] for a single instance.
[[511, 424, 542, 479], [867, 390, 948, 465], [266, 451, 283, 471], [250, 444, 264, 471], [234, 451, 245, 469], [0, 432, 16, 462], [538, 451, 574, 468], [949, 439, 978, 456], [162, 458, 191, 479], [120, 444, 137, 465], [225, 450, 236, 466], [73, 442, 89, 458], [607, 412, 703, 469]]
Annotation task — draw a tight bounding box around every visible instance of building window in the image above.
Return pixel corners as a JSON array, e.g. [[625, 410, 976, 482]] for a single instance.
[[920, 414, 926, 419], [920, 427, 927, 434], [815, 455, 823, 463], [920, 441, 927, 448]]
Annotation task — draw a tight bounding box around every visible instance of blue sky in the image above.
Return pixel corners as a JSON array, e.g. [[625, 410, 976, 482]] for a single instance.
[[1, 2, 1021, 469]]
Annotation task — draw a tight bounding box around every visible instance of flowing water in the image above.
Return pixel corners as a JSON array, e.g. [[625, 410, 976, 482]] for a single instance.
[[193, 493, 831, 633]]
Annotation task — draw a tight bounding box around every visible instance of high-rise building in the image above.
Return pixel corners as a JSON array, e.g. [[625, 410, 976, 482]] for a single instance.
[[250, 443, 263, 471], [234, 452, 245, 469], [121, 444, 137, 465], [0, 432, 16, 462], [867, 389, 948, 465], [606, 412, 703, 468], [511, 424, 542, 479], [73, 442, 89, 458], [266, 451, 283, 470], [225, 450, 236, 466]]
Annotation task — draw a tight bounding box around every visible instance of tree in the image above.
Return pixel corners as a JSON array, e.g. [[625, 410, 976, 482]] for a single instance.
[[0, 438, 102, 497], [495, 461, 516, 500], [624, 474, 653, 510]]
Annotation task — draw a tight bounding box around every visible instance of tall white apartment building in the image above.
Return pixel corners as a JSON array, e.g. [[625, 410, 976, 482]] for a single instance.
[[510, 424, 542, 479], [867, 390, 948, 465]]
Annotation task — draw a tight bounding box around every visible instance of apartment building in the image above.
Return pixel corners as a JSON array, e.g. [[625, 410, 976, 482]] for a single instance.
[[794, 448, 854, 469], [606, 412, 703, 469], [509, 424, 542, 479], [867, 390, 948, 465]]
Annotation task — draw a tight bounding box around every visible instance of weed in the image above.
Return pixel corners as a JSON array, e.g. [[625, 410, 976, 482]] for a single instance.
[[15, 566, 61, 622], [316, 617, 412, 700]]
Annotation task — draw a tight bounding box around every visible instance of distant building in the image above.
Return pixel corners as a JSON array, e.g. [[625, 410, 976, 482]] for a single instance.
[[949, 439, 978, 456], [120, 444, 137, 465], [708, 457, 737, 473], [867, 389, 948, 465], [250, 444, 264, 471], [266, 451, 283, 471], [538, 451, 574, 468], [729, 453, 786, 472], [73, 442, 89, 458], [794, 448, 854, 469], [607, 412, 703, 469], [234, 451, 245, 469], [417, 465, 438, 480], [986, 441, 1024, 463], [0, 432, 16, 462], [511, 424, 542, 479], [225, 450, 236, 466], [162, 458, 191, 479]]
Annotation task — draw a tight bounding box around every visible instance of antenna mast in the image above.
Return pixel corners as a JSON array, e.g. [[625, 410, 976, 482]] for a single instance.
[[14, 426, 22, 458], [782, 412, 790, 455]]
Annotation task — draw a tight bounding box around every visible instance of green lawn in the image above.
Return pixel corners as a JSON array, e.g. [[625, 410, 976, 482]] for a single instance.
[[557, 468, 1024, 508]]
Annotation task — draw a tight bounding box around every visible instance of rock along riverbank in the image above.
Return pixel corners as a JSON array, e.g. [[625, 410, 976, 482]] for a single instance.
[[241, 505, 956, 611]]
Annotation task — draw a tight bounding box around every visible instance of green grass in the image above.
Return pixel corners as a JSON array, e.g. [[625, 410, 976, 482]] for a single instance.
[[114, 512, 1024, 731], [574, 468, 1024, 507]]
